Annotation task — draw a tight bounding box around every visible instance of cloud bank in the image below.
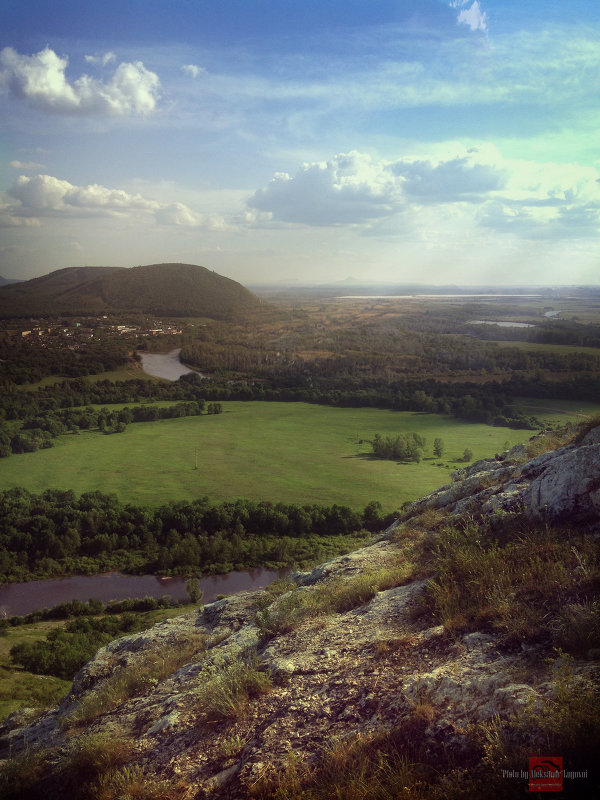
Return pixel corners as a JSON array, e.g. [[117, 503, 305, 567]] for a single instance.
[[0, 47, 160, 115], [7, 174, 223, 230], [247, 148, 600, 241]]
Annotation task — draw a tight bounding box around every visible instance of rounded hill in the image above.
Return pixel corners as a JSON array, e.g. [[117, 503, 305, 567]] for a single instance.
[[0, 263, 264, 318]]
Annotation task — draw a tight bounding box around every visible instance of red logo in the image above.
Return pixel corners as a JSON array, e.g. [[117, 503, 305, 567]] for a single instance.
[[529, 757, 563, 791]]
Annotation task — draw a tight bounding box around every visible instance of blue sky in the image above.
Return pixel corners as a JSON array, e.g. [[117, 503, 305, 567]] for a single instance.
[[1, 0, 598, 285]]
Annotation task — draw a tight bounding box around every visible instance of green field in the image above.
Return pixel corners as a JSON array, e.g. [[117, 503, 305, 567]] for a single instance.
[[0, 621, 71, 718], [0, 401, 588, 511]]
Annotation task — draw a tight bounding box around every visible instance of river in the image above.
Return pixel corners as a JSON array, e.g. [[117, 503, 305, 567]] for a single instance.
[[138, 349, 197, 381], [0, 568, 287, 618]]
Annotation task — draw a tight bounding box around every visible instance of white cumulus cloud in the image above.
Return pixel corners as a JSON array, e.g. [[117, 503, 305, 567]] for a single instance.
[[248, 152, 399, 226], [247, 150, 505, 226], [6, 174, 220, 229], [0, 46, 160, 115], [247, 146, 600, 243]]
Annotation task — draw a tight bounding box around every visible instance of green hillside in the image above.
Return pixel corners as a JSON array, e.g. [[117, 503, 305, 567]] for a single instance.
[[0, 263, 263, 318]]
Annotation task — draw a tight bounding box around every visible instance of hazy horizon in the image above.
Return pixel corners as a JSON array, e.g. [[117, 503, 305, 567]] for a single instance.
[[1, 1, 599, 286]]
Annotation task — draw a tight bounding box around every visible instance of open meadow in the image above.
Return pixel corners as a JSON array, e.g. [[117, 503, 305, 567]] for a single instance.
[[1, 400, 596, 511]]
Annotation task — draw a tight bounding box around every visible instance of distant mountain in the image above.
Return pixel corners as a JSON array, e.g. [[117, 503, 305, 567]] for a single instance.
[[0, 263, 264, 318], [0, 276, 21, 287]]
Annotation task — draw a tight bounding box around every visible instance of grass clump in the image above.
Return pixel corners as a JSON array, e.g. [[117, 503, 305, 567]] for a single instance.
[[256, 564, 413, 641], [64, 634, 205, 728], [421, 513, 600, 647], [91, 764, 185, 800], [550, 601, 600, 657], [195, 653, 271, 723], [474, 654, 600, 797], [0, 736, 185, 800], [250, 708, 442, 800], [0, 747, 50, 800], [214, 732, 248, 759], [58, 734, 134, 798]]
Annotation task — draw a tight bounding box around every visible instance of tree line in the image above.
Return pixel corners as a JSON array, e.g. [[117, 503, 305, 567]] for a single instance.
[[0, 370, 547, 431], [0, 488, 393, 583]]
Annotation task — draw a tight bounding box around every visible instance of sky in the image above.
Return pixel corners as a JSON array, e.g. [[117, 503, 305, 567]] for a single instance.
[[0, 0, 599, 286]]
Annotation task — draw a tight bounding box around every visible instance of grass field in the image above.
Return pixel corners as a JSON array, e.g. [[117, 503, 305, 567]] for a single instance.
[[1, 401, 594, 511]]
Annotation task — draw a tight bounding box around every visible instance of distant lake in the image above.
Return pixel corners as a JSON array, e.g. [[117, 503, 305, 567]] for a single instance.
[[139, 349, 195, 381], [467, 320, 536, 328], [0, 568, 287, 618], [337, 294, 542, 300]]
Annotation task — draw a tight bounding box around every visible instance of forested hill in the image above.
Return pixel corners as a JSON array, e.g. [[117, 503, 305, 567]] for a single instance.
[[0, 263, 264, 318]]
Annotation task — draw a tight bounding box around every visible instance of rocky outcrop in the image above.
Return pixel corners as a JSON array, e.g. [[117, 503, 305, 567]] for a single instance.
[[1, 426, 599, 798], [406, 429, 600, 523]]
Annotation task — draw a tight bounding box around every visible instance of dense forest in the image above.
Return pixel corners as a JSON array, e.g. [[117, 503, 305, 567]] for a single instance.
[[0, 487, 390, 583]]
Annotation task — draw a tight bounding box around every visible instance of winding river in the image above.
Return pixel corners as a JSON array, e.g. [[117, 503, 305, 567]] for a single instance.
[[0, 568, 288, 618]]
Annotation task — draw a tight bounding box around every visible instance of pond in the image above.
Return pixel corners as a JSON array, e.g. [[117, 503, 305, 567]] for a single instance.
[[138, 349, 197, 381], [0, 567, 287, 617]]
